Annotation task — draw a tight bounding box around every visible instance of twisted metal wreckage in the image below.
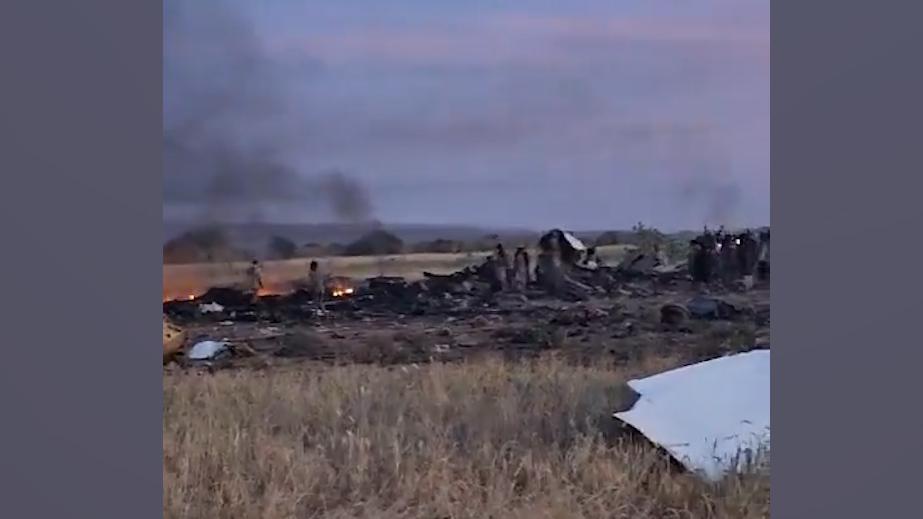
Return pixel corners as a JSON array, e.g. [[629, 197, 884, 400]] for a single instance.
[[163, 227, 770, 359]]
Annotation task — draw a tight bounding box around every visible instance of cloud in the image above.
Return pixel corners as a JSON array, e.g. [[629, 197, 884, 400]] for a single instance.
[[267, 11, 768, 69]]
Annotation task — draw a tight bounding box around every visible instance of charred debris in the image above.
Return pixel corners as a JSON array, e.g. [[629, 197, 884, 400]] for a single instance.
[[164, 227, 769, 325]]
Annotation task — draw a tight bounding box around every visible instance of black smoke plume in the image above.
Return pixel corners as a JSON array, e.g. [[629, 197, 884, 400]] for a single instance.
[[163, 0, 374, 224]]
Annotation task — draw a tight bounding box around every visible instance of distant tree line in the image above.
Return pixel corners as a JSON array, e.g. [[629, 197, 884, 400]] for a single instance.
[[163, 224, 694, 265]]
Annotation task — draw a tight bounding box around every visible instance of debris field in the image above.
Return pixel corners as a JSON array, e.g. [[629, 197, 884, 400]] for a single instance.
[[163, 229, 770, 372]]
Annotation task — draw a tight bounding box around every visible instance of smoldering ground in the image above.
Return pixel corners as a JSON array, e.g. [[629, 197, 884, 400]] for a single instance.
[[162, 0, 373, 224]]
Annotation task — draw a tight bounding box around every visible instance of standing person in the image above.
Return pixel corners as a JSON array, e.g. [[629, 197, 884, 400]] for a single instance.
[[505, 246, 518, 288], [521, 247, 532, 284], [245, 259, 263, 303], [736, 231, 758, 290], [719, 233, 738, 283], [307, 260, 327, 312], [493, 244, 511, 292], [512, 246, 530, 292], [757, 230, 770, 281], [536, 236, 565, 295], [686, 239, 697, 274], [701, 228, 717, 255], [689, 239, 713, 287]]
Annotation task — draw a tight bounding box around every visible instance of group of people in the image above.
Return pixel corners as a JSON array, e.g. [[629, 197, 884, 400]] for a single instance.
[[487, 238, 606, 294], [242, 258, 328, 305], [238, 226, 770, 303], [688, 227, 770, 287], [486, 244, 533, 292]]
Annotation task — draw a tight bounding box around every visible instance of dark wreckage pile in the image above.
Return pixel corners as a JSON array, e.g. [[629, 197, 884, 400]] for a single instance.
[[163, 228, 769, 369]]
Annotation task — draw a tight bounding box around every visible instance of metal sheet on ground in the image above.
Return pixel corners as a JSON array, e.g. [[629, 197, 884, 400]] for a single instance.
[[613, 349, 770, 482]]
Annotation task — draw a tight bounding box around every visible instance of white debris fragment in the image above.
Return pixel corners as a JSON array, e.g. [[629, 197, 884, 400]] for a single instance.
[[199, 302, 225, 313], [560, 230, 587, 252], [614, 349, 770, 482], [187, 340, 229, 360]]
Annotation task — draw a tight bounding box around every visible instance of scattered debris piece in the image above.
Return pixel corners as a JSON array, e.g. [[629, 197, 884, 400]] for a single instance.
[[452, 334, 479, 348], [613, 350, 770, 482], [736, 274, 755, 292], [660, 303, 689, 326], [559, 230, 587, 254], [686, 295, 743, 320], [198, 287, 253, 307], [538, 228, 587, 267], [617, 251, 661, 276], [552, 305, 609, 326], [199, 302, 225, 313], [654, 261, 686, 275], [687, 296, 719, 319], [187, 340, 230, 361]]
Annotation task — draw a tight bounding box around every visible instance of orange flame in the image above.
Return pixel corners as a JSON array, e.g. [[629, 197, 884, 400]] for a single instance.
[[331, 287, 355, 298], [328, 277, 356, 298]]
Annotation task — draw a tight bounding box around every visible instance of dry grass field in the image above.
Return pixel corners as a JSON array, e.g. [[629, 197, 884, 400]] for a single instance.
[[162, 245, 634, 301], [163, 356, 769, 518]]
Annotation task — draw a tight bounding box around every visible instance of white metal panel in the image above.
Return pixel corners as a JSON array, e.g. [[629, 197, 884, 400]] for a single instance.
[[614, 350, 770, 481]]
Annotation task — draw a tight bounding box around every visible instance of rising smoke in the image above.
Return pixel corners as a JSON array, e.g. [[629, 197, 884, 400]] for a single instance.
[[678, 176, 743, 228], [665, 129, 745, 229], [163, 0, 374, 224]]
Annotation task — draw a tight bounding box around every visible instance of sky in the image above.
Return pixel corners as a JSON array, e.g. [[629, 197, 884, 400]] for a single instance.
[[163, 0, 769, 231]]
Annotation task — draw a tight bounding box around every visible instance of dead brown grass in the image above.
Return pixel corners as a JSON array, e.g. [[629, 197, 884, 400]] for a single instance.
[[163, 357, 769, 518]]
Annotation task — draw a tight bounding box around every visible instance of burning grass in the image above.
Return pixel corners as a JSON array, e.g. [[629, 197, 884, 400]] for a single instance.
[[163, 356, 769, 518]]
